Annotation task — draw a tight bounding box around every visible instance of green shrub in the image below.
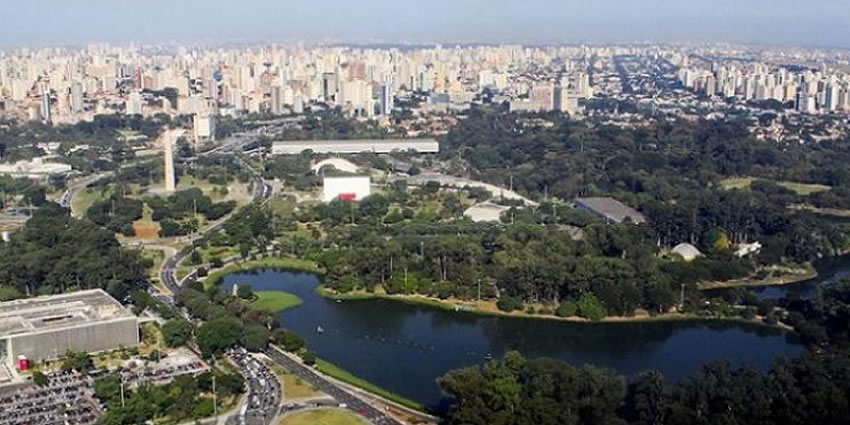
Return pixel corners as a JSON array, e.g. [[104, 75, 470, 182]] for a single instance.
[[497, 296, 524, 312], [556, 301, 578, 317], [577, 293, 607, 321]]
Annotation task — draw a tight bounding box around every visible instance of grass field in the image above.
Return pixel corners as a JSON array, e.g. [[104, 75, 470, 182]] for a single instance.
[[71, 187, 109, 217], [315, 359, 424, 411], [264, 359, 324, 399], [720, 177, 831, 195], [140, 248, 166, 279], [250, 291, 303, 313], [277, 409, 368, 425]]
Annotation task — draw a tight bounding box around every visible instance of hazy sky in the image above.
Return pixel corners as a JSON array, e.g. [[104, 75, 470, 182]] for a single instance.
[[2, 0, 849, 48]]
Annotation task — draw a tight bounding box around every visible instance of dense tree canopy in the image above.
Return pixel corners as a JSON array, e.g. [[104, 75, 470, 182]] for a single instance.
[[439, 280, 850, 425], [0, 204, 149, 299]]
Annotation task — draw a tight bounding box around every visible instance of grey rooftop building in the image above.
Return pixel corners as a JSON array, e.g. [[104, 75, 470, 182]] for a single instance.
[[574, 197, 646, 224], [0, 289, 139, 367], [272, 138, 439, 155]]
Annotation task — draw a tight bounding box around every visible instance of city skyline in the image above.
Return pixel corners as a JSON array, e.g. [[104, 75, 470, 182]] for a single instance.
[[2, 0, 850, 49]]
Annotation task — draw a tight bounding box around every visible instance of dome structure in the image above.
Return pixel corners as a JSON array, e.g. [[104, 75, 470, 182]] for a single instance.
[[311, 158, 360, 175], [671, 243, 703, 262]]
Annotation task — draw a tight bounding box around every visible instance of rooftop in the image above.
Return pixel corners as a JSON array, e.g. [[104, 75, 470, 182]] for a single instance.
[[0, 289, 134, 337], [574, 197, 646, 224]]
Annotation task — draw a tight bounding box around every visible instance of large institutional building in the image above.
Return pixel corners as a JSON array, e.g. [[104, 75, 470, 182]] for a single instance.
[[272, 138, 439, 155], [322, 176, 371, 202], [0, 289, 140, 367]]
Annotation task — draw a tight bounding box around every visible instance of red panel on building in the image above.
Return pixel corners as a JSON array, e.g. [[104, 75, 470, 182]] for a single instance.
[[18, 356, 29, 371], [338, 193, 357, 201]]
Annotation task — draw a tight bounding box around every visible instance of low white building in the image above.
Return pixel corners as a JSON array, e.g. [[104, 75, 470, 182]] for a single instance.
[[272, 138, 439, 155], [0, 158, 72, 180], [322, 176, 371, 202]]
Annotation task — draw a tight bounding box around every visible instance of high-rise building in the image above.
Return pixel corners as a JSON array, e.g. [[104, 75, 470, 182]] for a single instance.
[[824, 83, 839, 112], [379, 80, 394, 116], [270, 85, 283, 115], [193, 113, 217, 142], [40, 85, 51, 123], [126, 91, 143, 115], [530, 83, 555, 111], [70, 82, 84, 113], [322, 73, 337, 102]]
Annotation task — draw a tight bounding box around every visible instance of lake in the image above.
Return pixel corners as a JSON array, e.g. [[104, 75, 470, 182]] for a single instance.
[[221, 269, 805, 410]]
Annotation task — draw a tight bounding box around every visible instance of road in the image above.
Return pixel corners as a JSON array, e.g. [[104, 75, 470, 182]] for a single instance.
[[264, 348, 403, 425], [59, 172, 112, 217], [149, 127, 417, 425], [228, 348, 281, 425]]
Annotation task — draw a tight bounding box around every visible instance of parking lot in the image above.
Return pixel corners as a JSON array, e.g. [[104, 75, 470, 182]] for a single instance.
[[0, 370, 99, 425]]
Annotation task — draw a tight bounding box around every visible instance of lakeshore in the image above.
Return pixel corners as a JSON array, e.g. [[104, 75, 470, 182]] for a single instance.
[[316, 285, 790, 329], [199, 255, 800, 329], [698, 264, 818, 290], [218, 268, 805, 409]]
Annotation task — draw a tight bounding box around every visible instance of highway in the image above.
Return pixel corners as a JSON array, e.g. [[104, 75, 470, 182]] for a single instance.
[[264, 348, 403, 425], [145, 127, 411, 425], [59, 172, 112, 217]]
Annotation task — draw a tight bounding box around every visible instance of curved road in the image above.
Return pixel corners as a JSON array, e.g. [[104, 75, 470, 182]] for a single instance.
[[149, 130, 427, 425]]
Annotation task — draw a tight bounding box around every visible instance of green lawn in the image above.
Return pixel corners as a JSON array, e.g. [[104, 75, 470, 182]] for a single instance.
[[140, 248, 166, 279], [250, 291, 303, 313], [71, 187, 109, 217], [315, 358, 424, 411], [277, 409, 368, 425], [720, 177, 830, 195], [263, 359, 324, 399]]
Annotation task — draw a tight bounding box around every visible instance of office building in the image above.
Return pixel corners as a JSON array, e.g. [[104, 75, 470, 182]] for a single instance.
[[193, 113, 217, 142], [0, 289, 140, 367], [322, 176, 371, 202]]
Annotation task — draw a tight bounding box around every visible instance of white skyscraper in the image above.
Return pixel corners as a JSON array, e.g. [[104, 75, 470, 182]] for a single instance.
[[70, 82, 84, 113], [40, 86, 51, 123]]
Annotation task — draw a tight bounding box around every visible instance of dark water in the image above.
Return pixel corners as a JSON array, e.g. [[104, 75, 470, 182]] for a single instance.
[[705, 255, 850, 301], [222, 270, 804, 410]]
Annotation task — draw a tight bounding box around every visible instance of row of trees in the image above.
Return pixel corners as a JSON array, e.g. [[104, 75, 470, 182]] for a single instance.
[[314, 218, 755, 318], [95, 371, 244, 425]]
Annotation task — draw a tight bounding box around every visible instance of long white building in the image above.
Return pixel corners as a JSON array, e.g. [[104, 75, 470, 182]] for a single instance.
[[0, 289, 140, 367], [272, 138, 439, 155]]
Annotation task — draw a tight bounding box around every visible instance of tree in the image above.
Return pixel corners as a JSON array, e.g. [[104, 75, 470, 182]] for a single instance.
[[190, 249, 203, 265], [359, 194, 389, 224], [94, 375, 122, 404], [497, 296, 524, 312], [577, 293, 608, 321], [241, 324, 271, 352], [32, 370, 48, 387], [236, 284, 254, 300], [61, 350, 93, 374], [196, 317, 242, 357], [272, 329, 306, 352], [556, 300, 577, 317], [301, 350, 317, 366], [162, 319, 193, 347]]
